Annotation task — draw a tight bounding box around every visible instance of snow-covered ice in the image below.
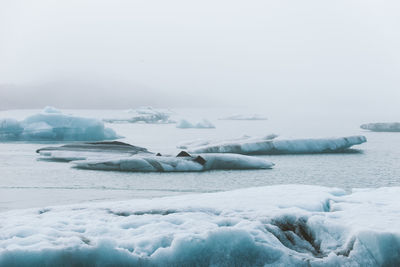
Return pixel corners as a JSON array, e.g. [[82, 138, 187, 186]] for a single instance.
[[185, 135, 367, 155], [219, 114, 268, 120], [176, 119, 215, 129], [361, 122, 400, 132], [0, 107, 120, 141], [103, 107, 175, 124], [1, 185, 399, 266], [74, 153, 274, 172]]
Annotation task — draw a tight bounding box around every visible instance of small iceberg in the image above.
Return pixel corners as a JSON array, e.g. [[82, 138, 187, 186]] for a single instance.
[[184, 135, 367, 155], [219, 114, 268, 120], [103, 107, 175, 124], [360, 122, 400, 132], [0, 107, 120, 141], [176, 119, 215, 129], [37, 142, 274, 172]]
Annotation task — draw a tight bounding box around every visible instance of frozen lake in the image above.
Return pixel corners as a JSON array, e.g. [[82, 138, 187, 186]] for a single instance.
[[1, 108, 399, 211]]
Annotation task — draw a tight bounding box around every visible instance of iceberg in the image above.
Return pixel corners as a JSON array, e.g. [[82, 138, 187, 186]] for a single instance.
[[0, 107, 120, 141], [219, 114, 268, 120], [103, 107, 175, 124], [1, 185, 399, 266], [360, 122, 400, 132], [37, 141, 151, 161], [74, 153, 274, 172], [185, 135, 367, 155], [176, 119, 215, 129], [37, 142, 274, 171]]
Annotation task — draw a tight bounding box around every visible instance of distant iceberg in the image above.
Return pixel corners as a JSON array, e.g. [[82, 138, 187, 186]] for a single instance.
[[0, 107, 120, 141], [1, 185, 399, 266], [185, 135, 367, 155], [360, 122, 400, 132], [37, 142, 274, 171], [103, 106, 175, 124], [219, 114, 268, 120], [176, 119, 215, 129]]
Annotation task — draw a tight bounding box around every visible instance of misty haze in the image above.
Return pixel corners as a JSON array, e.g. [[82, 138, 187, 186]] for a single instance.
[[1, 1, 400, 266]]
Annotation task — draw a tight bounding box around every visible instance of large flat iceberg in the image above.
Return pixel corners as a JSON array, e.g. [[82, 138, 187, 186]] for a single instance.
[[0, 107, 120, 141], [74, 153, 274, 172], [361, 122, 400, 132], [37, 142, 274, 171], [103, 107, 175, 124], [185, 135, 367, 155], [1, 185, 399, 266]]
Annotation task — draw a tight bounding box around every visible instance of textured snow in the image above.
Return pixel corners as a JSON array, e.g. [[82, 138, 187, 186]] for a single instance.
[[73, 153, 274, 172], [219, 114, 268, 120], [1, 185, 399, 266], [361, 122, 400, 132], [103, 107, 174, 124], [186, 135, 367, 155], [0, 107, 120, 141], [176, 119, 215, 129]]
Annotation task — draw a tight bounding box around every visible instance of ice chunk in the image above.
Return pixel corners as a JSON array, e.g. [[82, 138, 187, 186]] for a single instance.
[[219, 114, 268, 120], [0, 108, 120, 141], [1, 185, 400, 266], [186, 135, 367, 155], [37, 141, 151, 161], [74, 153, 274, 172], [176, 119, 215, 129], [360, 122, 400, 132], [103, 106, 175, 124]]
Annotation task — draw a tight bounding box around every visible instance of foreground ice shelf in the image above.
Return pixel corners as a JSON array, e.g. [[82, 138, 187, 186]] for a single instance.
[[0, 107, 119, 141], [184, 135, 367, 155], [1, 185, 399, 266], [37, 142, 274, 172], [361, 122, 400, 132]]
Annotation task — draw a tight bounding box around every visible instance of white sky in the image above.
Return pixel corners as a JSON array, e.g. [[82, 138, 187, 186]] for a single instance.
[[0, 0, 399, 114]]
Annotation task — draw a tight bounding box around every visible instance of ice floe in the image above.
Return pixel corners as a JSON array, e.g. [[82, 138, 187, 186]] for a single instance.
[[176, 119, 215, 129], [103, 107, 175, 124], [219, 114, 268, 120], [185, 135, 367, 155], [360, 122, 400, 132], [37, 141, 151, 162], [0, 107, 120, 141], [74, 153, 274, 172], [37, 142, 274, 171], [0, 185, 399, 266]]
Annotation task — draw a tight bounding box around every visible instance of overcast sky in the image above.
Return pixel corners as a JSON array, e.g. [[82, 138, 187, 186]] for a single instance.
[[1, 0, 399, 114]]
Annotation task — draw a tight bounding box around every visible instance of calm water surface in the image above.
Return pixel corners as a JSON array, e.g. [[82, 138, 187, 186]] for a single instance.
[[1, 108, 399, 211]]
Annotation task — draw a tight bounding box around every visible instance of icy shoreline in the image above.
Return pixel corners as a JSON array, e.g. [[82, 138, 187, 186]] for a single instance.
[[1, 185, 399, 266]]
